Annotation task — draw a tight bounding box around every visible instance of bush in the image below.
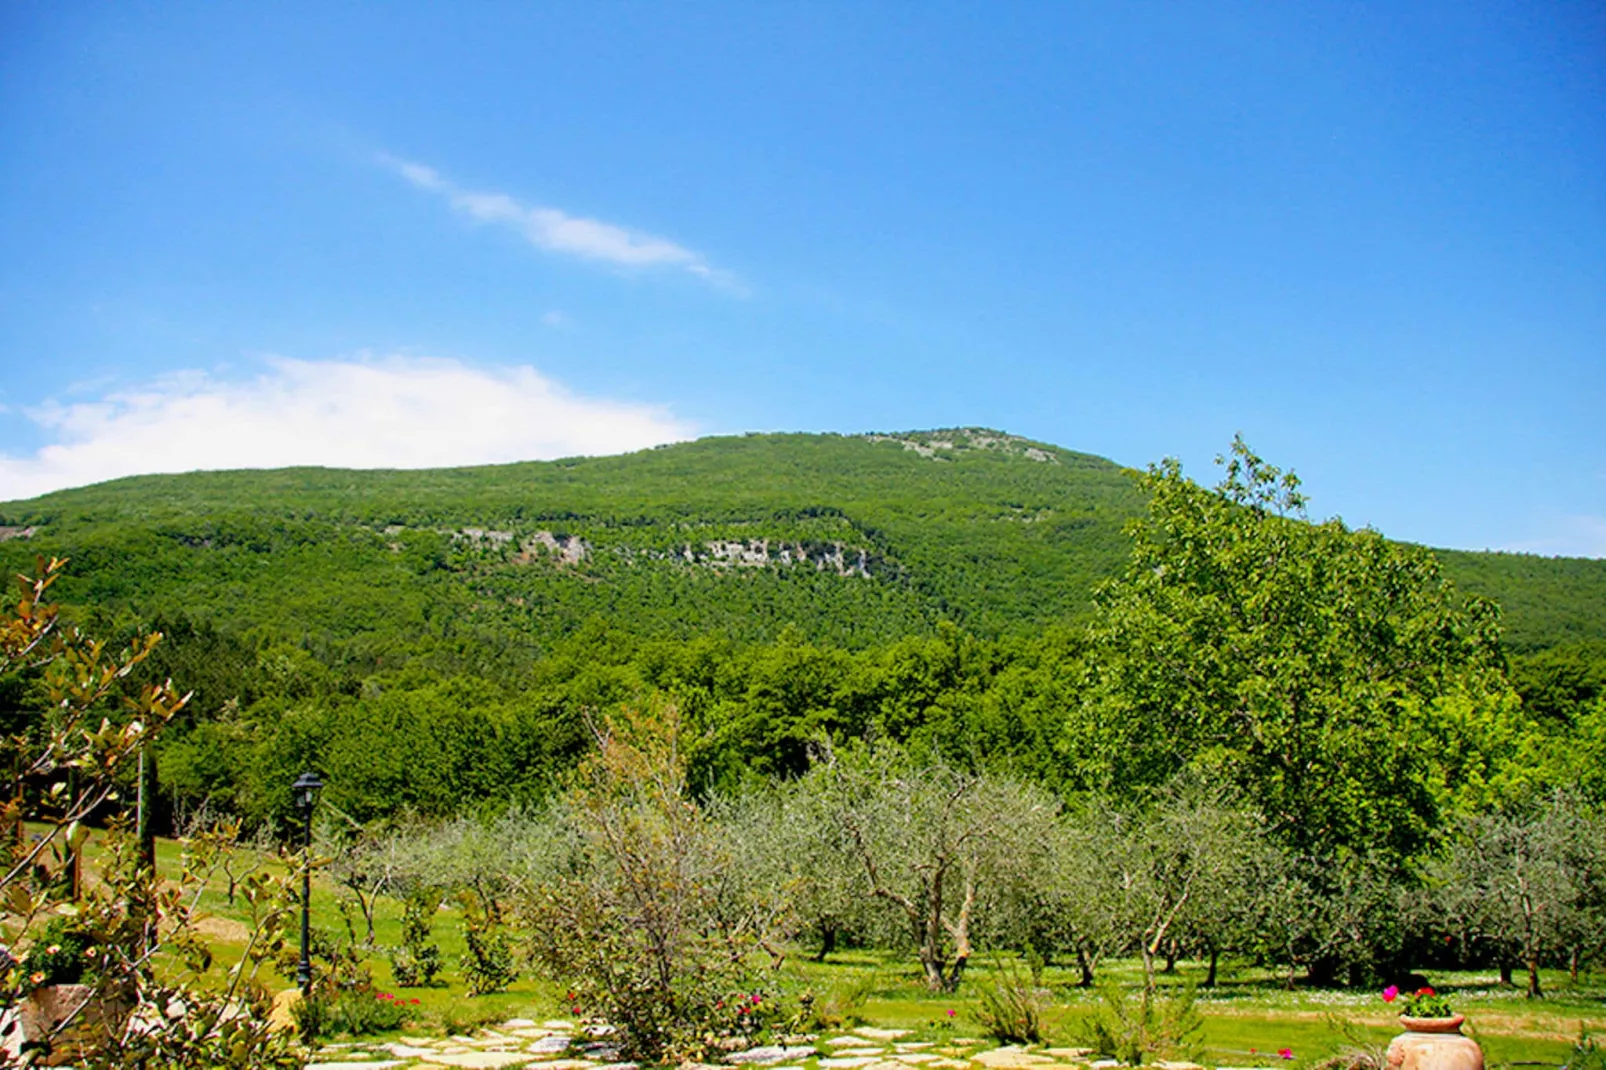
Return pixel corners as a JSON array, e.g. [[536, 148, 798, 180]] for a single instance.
[[522, 701, 791, 1062], [388, 891, 444, 988], [293, 989, 415, 1039], [19, 917, 96, 989], [458, 891, 518, 997], [1077, 984, 1202, 1065], [802, 970, 880, 1029], [975, 960, 1045, 1044]]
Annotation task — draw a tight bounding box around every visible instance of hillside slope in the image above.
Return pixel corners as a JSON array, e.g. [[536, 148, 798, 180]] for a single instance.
[[0, 429, 1599, 660]]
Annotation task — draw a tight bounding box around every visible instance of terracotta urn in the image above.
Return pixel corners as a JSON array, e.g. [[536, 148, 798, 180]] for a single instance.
[[1386, 1015, 1483, 1070], [12, 984, 132, 1066]]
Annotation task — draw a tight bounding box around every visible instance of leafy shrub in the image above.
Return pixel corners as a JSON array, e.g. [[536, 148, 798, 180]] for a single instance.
[[1570, 1029, 1606, 1070], [1077, 984, 1202, 1065], [803, 970, 880, 1029], [19, 918, 95, 989], [458, 891, 518, 997], [522, 701, 791, 1062], [975, 960, 1045, 1044], [293, 989, 415, 1039], [388, 891, 444, 987]]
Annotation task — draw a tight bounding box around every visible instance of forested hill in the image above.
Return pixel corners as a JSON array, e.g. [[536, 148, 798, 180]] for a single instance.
[[0, 428, 1601, 662]]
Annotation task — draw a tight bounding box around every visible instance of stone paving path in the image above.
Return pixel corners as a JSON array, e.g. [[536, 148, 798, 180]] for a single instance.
[[303, 1021, 1281, 1070]]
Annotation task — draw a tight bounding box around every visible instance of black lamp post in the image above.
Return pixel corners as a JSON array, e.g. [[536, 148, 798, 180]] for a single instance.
[[292, 771, 324, 998]]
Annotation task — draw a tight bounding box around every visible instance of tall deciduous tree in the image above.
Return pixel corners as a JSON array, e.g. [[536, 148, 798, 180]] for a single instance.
[[1075, 437, 1513, 864]]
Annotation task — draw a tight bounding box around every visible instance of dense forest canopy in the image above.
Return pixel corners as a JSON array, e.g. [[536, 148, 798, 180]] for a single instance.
[[0, 428, 1601, 832]]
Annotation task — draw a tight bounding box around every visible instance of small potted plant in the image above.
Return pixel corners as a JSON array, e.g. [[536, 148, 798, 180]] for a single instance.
[[1382, 985, 1483, 1070]]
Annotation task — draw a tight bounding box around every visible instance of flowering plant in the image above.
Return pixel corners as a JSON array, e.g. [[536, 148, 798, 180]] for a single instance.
[[1382, 985, 1453, 1018]]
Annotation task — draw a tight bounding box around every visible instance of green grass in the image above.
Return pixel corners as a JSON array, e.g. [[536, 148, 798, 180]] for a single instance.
[[45, 830, 1606, 1065]]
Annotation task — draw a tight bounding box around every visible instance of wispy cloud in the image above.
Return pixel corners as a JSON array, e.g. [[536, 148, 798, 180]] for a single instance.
[[0, 356, 695, 501], [384, 155, 742, 291]]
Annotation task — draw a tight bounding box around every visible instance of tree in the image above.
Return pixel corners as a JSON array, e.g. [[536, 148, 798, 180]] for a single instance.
[[1116, 780, 1269, 993], [810, 744, 1056, 991], [520, 699, 790, 1062], [1075, 437, 1514, 866], [0, 558, 301, 1067], [1428, 794, 1603, 997]]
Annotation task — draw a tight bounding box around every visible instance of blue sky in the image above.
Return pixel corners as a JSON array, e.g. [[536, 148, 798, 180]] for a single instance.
[[1, 2, 1602, 555]]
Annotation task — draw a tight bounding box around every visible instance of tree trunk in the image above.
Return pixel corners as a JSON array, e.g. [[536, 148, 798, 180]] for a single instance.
[[1205, 944, 1219, 988], [1076, 945, 1094, 988], [1163, 939, 1179, 974], [358, 890, 377, 946], [1569, 946, 1580, 984], [813, 924, 837, 963], [1498, 962, 1513, 987], [1526, 958, 1543, 999]]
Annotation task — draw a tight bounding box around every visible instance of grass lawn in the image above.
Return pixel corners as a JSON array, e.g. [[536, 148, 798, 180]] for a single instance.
[[45, 828, 1606, 1067]]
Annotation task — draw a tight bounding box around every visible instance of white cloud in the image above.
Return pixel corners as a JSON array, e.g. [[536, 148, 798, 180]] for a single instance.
[[383, 154, 742, 291], [0, 356, 695, 501]]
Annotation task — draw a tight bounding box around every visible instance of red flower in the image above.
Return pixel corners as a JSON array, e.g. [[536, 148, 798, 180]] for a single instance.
[[410, 998, 420, 1005], [1418, 986, 1435, 997]]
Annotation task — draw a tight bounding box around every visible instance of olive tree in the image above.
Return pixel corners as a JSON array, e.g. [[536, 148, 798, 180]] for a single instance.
[[1428, 794, 1605, 997], [806, 745, 1057, 991]]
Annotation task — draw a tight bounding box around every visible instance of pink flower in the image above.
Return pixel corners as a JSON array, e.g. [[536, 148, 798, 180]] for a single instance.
[[1382, 985, 1399, 1003], [946, 1009, 955, 1018], [1279, 1049, 1293, 1060]]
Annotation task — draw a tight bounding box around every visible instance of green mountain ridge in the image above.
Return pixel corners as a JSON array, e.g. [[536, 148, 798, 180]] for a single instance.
[[1, 428, 1601, 656]]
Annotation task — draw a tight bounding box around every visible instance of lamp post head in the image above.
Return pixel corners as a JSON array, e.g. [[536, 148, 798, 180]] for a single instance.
[[292, 771, 324, 812]]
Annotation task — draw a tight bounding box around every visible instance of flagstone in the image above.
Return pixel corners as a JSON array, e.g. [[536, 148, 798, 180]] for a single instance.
[[503, 1019, 539, 1028], [726, 1045, 817, 1065], [854, 1029, 909, 1041], [894, 1044, 934, 1052], [819, 1056, 884, 1068], [543, 1021, 579, 1031], [825, 1036, 880, 1048], [306, 1063, 407, 1070], [385, 1044, 440, 1058], [529, 1036, 575, 1053], [528, 1059, 596, 1069], [420, 1052, 537, 1069], [892, 1054, 937, 1064], [972, 1047, 1058, 1070]]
